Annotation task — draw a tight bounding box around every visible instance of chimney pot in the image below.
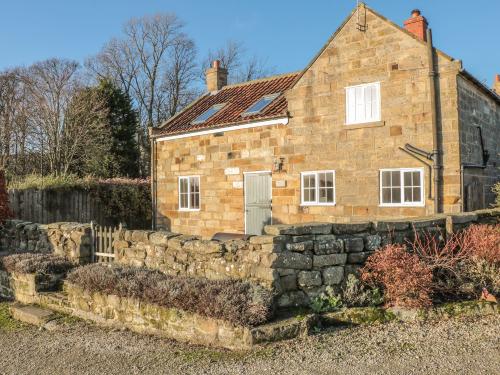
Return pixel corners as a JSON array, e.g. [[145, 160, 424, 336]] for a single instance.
[[404, 9, 428, 41], [495, 74, 500, 83], [206, 60, 228, 92], [411, 9, 421, 17]]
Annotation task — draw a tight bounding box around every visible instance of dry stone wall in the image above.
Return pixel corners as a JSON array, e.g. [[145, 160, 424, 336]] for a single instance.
[[114, 208, 500, 308], [0, 220, 92, 265], [114, 230, 277, 288], [1, 209, 498, 308]]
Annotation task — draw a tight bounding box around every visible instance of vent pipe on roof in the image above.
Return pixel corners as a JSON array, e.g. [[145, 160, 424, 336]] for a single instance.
[[206, 60, 228, 92], [404, 9, 428, 41]]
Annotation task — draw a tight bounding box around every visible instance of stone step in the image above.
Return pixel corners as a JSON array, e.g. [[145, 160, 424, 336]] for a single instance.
[[38, 291, 72, 314], [40, 291, 70, 306], [10, 304, 56, 326]]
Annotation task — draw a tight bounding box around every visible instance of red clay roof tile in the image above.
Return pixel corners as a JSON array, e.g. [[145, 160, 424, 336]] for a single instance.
[[154, 72, 300, 137]]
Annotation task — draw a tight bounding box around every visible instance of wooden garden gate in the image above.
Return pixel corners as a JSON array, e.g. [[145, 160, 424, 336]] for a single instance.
[[90, 222, 123, 263]]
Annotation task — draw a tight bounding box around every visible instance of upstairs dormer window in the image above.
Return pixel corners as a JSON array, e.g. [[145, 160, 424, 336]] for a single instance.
[[192, 103, 225, 125], [242, 93, 280, 116], [345, 82, 381, 125]]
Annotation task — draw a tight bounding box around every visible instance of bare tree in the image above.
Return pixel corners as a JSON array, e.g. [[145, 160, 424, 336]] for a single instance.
[[86, 13, 199, 176], [21, 58, 109, 175], [85, 38, 139, 97], [0, 69, 36, 174], [202, 40, 276, 84]]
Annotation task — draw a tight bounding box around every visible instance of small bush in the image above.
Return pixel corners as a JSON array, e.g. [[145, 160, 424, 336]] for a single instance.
[[361, 244, 433, 308], [342, 274, 384, 307], [456, 224, 500, 264], [493, 183, 500, 208], [1, 253, 75, 275], [457, 224, 500, 296], [0, 170, 12, 224], [411, 224, 500, 299], [310, 286, 343, 313], [67, 264, 274, 327]]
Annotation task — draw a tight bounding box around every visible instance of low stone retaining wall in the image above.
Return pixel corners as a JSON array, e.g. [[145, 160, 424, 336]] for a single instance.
[[0, 220, 92, 265], [64, 282, 316, 350], [0, 269, 65, 304]]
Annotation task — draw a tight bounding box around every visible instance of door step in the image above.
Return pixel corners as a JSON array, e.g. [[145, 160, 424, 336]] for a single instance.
[[10, 304, 56, 326]]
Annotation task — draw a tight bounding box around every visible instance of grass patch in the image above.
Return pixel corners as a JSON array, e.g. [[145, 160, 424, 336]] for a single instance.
[[0, 301, 27, 332]]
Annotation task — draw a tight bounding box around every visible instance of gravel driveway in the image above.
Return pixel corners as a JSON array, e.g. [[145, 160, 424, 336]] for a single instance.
[[0, 312, 498, 375]]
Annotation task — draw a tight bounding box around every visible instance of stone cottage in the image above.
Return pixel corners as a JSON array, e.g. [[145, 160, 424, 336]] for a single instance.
[[151, 4, 500, 238]]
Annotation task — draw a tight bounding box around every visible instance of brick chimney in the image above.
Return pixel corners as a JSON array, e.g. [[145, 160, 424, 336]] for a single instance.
[[205, 60, 228, 92], [494, 75, 500, 95], [404, 9, 428, 41]]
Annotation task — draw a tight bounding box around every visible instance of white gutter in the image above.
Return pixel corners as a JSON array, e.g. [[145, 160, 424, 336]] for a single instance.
[[155, 117, 289, 142]]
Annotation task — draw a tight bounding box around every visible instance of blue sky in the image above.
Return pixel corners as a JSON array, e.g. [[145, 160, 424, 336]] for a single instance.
[[1, 0, 498, 86]]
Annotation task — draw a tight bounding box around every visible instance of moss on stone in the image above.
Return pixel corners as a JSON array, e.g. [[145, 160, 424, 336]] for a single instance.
[[0, 301, 27, 331], [322, 307, 396, 326]]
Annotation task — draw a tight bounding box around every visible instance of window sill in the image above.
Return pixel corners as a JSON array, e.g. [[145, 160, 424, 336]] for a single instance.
[[300, 203, 336, 207], [345, 121, 385, 130], [178, 208, 200, 212], [379, 203, 425, 208]]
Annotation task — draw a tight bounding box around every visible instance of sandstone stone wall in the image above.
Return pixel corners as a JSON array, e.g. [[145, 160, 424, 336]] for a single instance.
[[115, 208, 500, 308], [0, 220, 92, 265], [114, 230, 276, 288], [155, 123, 288, 237], [0, 270, 65, 304], [65, 283, 255, 350]]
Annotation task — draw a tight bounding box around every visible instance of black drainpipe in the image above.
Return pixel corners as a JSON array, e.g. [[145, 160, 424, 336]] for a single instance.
[[426, 28, 441, 214], [150, 132, 157, 231]]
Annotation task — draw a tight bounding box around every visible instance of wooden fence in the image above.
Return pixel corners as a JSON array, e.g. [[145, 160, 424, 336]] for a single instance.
[[8, 188, 150, 229]]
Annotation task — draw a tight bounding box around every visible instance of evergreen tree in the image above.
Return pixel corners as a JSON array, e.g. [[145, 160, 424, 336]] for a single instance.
[[0, 170, 13, 223], [96, 79, 140, 178]]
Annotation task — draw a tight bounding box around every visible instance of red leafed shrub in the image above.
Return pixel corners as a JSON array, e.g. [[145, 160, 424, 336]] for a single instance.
[[455, 224, 500, 264], [411, 224, 500, 298], [0, 170, 12, 224], [361, 244, 433, 308]]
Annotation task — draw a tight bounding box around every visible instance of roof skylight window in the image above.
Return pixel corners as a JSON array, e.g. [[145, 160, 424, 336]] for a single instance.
[[242, 93, 280, 116], [191, 103, 225, 124]]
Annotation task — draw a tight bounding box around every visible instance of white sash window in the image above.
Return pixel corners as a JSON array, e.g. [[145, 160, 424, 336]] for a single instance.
[[179, 176, 200, 211], [346, 82, 381, 125]]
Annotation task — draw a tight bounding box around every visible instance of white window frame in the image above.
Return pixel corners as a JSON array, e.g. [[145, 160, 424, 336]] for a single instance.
[[379, 168, 425, 207], [345, 82, 381, 125], [178, 175, 201, 211], [300, 170, 336, 206]]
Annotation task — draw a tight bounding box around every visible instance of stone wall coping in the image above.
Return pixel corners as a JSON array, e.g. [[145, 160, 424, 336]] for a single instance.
[[263, 210, 500, 236]]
